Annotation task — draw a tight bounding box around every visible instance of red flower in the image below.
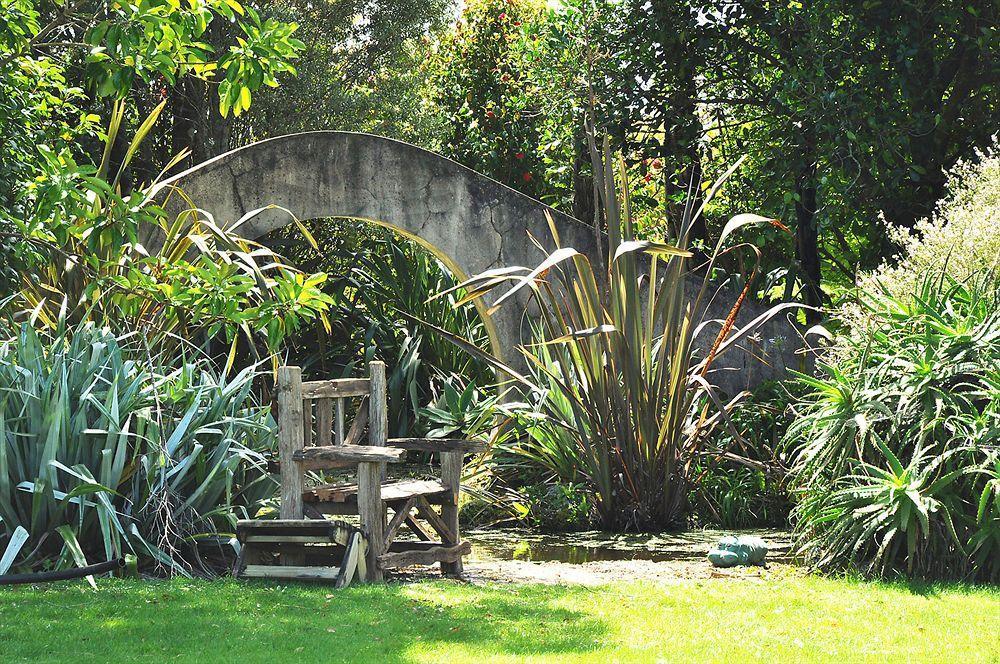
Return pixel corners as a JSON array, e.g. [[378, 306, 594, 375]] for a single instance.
[[499, 12, 507, 20], [522, 172, 532, 182], [643, 173, 652, 183], [515, 152, 525, 159], [651, 158, 662, 170], [485, 109, 496, 118]]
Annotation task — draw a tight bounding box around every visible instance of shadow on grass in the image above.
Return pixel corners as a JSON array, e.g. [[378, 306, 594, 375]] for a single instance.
[[0, 579, 608, 662]]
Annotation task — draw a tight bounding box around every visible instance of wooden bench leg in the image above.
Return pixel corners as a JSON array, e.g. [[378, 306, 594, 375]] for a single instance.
[[440, 451, 463, 577], [277, 366, 306, 566], [358, 461, 384, 582]]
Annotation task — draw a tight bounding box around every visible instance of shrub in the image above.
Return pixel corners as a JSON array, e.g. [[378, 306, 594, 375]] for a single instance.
[[0, 320, 275, 576], [786, 272, 1000, 581], [860, 137, 1000, 303], [689, 382, 794, 528]]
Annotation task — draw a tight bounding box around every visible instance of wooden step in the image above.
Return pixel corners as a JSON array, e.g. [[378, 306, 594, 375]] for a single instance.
[[242, 565, 341, 580], [303, 479, 450, 504]]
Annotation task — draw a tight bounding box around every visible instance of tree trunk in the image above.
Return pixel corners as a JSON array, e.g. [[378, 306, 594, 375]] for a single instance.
[[795, 159, 822, 322]]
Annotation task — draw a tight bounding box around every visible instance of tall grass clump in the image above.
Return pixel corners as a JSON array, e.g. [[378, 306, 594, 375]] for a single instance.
[[787, 271, 1000, 581], [0, 319, 275, 577], [439, 146, 797, 530]]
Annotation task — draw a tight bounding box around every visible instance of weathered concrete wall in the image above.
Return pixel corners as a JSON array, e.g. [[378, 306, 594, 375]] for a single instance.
[[153, 131, 599, 366], [153, 131, 804, 395]]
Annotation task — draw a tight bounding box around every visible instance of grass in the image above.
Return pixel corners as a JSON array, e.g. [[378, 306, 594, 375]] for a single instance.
[[0, 574, 997, 662]]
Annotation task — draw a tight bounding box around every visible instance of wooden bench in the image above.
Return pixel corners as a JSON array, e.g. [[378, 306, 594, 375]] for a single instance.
[[238, 361, 481, 583]]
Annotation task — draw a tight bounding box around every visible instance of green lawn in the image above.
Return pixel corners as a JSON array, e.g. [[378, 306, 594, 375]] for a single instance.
[[1, 573, 997, 663]]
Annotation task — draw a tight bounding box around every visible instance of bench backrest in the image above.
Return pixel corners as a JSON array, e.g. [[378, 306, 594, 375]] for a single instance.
[[293, 361, 387, 449]]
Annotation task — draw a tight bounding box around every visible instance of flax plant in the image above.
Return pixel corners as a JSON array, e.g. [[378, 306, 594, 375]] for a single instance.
[[437, 146, 798, 529]]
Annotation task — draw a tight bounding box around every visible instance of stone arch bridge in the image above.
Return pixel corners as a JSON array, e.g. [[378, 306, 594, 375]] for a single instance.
[[154, 131, 600, 366], [153, 131, 799, 391]]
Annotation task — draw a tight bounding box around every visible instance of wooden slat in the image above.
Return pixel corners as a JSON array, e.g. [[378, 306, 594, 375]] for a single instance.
[[316, 397, 333, 446], [335, 532, 362, 589], [387, 438, 486, 453], [238, 519, 350, 529], [242, 565, 341, 580], [303, 479, 449, 504], [377, 541, 471, 569], [301, 378, 370, 399], [302, 398, 313, 446], [335, 399, 345, 445], [246, 535, 338, 544], [344, 398, 368, 445], [293, 444, 404, 465]]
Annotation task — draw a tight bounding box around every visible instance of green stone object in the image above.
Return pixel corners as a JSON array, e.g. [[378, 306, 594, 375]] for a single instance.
[[707, 535, 768, 567]]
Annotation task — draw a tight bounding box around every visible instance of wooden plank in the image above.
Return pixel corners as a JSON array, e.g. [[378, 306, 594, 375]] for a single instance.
[[242, 565, 341, 580], [316, 397, 333, 446], [377, 541, 471, 569], [301, 378, 370, 399], [246, 535, 337, 544], [238, 519, 349, 529], [335, 398, 345, 445], [369, 361, 388, 447], [277, 367, 305, 521], [383, 496, 418, 549], [294, 444, 404, 465], [303, 479, 447, 504], [344, 397, 368, 445], [387, 438, 486, 453], [357, 461, 384, 582], [356, 537, 368, 582], [440, 450, 463, 576], [335, 532, 362, 589], [414, 497, 455, 543]]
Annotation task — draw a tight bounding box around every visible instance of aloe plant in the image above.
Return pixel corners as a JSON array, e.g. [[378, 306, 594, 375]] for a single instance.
[[787, 271, 1000, 580]]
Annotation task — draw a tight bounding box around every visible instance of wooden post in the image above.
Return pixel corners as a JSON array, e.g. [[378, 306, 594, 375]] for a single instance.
[[277, 366, 305, 520], [358, 461, 384, 582], [440, 451, 463, 577], [368, 361, 387, 447]]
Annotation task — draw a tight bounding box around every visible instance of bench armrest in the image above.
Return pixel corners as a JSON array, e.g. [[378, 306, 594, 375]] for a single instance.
[[292, 444, 405, 466], [386, 438, 486, 454]]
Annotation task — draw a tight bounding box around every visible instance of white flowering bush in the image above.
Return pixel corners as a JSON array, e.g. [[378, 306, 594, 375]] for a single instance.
[[863, 137, 1000, 298]]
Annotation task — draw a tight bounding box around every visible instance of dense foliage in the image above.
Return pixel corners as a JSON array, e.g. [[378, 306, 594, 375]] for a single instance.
[[787, 273, 999, 581], [0, 321, 274, 576]]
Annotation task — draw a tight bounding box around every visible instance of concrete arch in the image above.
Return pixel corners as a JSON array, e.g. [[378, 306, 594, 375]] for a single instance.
[[152, 131, 601, 364]]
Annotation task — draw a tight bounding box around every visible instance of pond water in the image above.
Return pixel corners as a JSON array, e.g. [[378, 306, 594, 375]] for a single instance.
[[463, 528, 793, 565]]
